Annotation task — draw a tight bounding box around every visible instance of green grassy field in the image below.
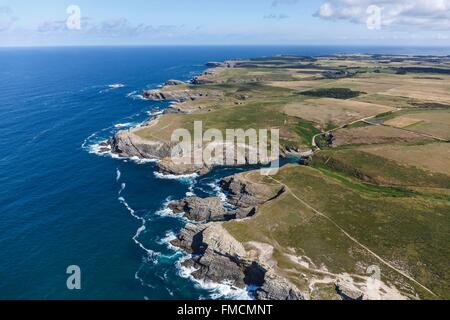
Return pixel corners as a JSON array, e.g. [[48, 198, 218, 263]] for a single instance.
[[129, 54, 450, 299], [224, 165, 450, 299], [313, 149, 450, 189]]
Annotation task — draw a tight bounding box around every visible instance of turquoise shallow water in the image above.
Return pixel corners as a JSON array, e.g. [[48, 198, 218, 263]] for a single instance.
[[1, 46, 448, 300]]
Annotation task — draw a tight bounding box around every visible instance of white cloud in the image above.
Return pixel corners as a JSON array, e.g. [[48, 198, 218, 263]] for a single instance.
[[315, 0, 450, 30], [0, 6, 18, 31], [36, 17, 181, 38], [272, 0, 299, 7]]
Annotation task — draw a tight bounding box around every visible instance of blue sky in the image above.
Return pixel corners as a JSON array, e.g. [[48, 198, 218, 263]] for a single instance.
[[1, 0, 449, 46]]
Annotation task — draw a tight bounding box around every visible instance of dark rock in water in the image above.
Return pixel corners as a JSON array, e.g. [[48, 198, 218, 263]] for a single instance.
[[171, 222, 305, 299], [171, 223, 208, 254], [255, 272, 305, 300], [184, 253, 246, 288], [169, 197, 229, 222], [164, 79, 186, 86], [171, 223, 248, 288], [110, 130, 172, 159]]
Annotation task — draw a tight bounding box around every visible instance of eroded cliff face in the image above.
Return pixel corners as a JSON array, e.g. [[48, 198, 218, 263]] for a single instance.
[[110, 129, 173, 160], [111, 128, 282, 176], [167, 169, 408, 301], [220, 174, 285, 217], [168, 197, 230, 222], [168, 172, 305, 300], [171, 222, 305, 300]]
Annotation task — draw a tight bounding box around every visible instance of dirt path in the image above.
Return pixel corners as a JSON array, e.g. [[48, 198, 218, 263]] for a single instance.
[[312, 115, 377, 149], [312, 107, 448, 150], [267, 175, 438, 298]]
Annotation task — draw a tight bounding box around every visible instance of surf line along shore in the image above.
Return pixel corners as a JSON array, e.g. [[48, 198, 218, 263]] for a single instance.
[[177, 303, 274, 318]]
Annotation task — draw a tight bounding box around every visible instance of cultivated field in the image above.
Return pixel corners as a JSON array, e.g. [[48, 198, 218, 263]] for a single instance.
[[283, 98, 394, 128], [121, 53, 450, 299], [361, 143, 450, 176], [383, 110, 450, 140], [332, 125, 432, 147]]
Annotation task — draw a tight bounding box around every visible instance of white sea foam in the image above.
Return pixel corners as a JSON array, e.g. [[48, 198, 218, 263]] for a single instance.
[[166, 288, 174, 296], [108, 83, 125, 89], [84, 137, 158, 165], [99, 83, 126, 94], [176, 255, 253, 300], [158, 230, 177, 245], [118, 196, 142, 220], [154, 197, 185, 219], [154, 172, 198, 184], [185, 183, 196, 197], [118, 183, 126, 195], [132, 225, 158, 256], [114, 122, 134, 129], [118, 195, 162, 265], [81, 133, 98, 150], [208, 180, 227, 202], [126, 90, 146, 101], [129, 156, 158, 165], [147, 110, 164, 117], [157, 230, 180, 252]]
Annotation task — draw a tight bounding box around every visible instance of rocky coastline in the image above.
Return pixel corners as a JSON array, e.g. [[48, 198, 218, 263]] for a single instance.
[[106, 60, 319, 300], [95, 53, 450, 300], [169, 173, 304, 300]]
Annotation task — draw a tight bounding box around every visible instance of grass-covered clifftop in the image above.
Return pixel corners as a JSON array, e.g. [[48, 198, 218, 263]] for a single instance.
[[115, 53, 450, 299]]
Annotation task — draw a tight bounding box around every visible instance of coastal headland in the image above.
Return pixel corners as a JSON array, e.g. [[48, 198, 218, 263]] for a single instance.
[[107, 54, 450, 300]]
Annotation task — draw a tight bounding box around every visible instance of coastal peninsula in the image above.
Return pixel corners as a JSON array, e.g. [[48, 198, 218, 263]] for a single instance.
[[108, 54, 450, 300]]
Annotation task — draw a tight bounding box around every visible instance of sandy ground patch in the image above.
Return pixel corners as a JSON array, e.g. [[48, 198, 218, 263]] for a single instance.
[[361, 143, 450, 176], [384, 117, 423, 128], [283, 98, 394, 127], [385, 111, 450, 139], [333, 125, 430, 146]]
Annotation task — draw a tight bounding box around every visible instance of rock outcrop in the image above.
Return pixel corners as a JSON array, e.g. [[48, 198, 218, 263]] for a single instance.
[[169, 197, 230, 222], [335, 281, 364, 300], [255, 272, 305, 300], [164, 79, 186, 86], [143, 89, 195, 102], [168, 171, 304, 300], [171, 222, 304, 300], [143, 88, 219, 103], [220, 174, 285, 217], [110, 129, 172, 159]]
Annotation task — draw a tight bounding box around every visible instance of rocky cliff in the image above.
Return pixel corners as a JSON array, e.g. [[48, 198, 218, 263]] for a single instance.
[[171, 222, 305, 300], [110, 129, 172, 160], [168, 173, 304, 300]]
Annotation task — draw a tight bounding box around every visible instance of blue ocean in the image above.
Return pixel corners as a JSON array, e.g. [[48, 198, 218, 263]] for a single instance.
[[0, 46, 448, 300]]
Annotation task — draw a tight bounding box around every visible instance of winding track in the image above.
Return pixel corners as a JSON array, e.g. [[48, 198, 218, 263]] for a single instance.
[[266, 174, 438, 298], [312, 108, 448, 150]]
